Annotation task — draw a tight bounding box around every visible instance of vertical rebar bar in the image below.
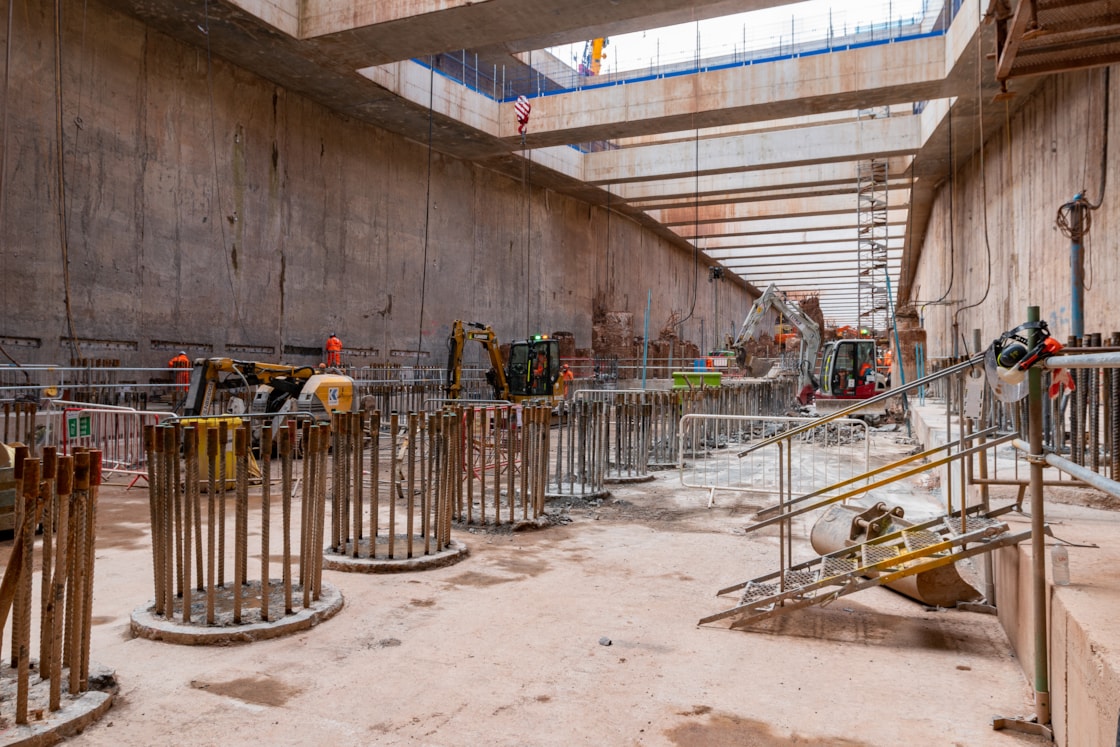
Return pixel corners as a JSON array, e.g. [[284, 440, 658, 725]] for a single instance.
[[207, 426, 218, 623], [217, 420, 228, 587], [314, 423, 329, 598], [48, 456, 73, 712], [407, 413, 418, 559], [371, 411, 381, 558], [282, 420, 295, 614], [182, 428, 196, 623], [39, 447, 57, 669], [80, 451, 101, 689], [15, 457, 39, 723], [260, 426, 272, 621], [352, 412, 363, 558]]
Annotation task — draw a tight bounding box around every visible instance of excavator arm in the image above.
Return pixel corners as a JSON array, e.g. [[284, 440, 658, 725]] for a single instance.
[[731, 283, 821, 402], [445, 321, 509, 400], [182, 358, 317, 416]]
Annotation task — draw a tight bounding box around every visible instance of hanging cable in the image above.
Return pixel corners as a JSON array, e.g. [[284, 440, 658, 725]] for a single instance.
[[952, 17, 994, 331], [926, 99, 956, 312], [0, 0, 13, 370], [53, 0, 82, 364], [674, 18, 702, 333], [414, 57, 436, 368], [1085, 66, 1109, 210]]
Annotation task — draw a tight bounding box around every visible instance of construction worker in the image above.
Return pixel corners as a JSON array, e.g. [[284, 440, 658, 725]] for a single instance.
[[168, 350, 191, 389], [560, 363, 574, 400], [325, 333, 343, 368], [858, 359, 874, 386], [532, 351, 548, 394]]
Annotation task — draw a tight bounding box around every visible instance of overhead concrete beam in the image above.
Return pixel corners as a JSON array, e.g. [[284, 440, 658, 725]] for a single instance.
[[652, 189, 912, 225], [701, 226, 906, 249], [628, 177, 915, 211], [683, 209, 910, 238], [708, 242, 903, 259], [295, 0, 790, 60], [612, 159, 914, 202], [508, 36, 947, 148], [584, 115, 924, 184]]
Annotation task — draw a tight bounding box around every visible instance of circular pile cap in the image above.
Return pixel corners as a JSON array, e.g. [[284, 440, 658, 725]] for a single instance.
[[130, 580, 343, 645], [323, 538, 469, 573]]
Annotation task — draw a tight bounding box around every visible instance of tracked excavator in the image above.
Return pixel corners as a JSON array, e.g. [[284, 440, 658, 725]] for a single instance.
[[445, 320, 565, 405], [730, 283, 821, 404]]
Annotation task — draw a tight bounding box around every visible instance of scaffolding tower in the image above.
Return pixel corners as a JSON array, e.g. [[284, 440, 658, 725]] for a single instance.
[[856, 107, 890, 335]]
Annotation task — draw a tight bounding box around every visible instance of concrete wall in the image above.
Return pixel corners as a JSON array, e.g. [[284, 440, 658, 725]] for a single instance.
[[0, 0, 751, 368], [910, 65, 1119, 360]]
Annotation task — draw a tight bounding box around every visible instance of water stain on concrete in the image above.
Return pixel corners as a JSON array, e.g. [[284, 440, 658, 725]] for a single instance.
[[442, 571, 513, 588], [665, 712, 869, 746], [191, 674, 301, 708]]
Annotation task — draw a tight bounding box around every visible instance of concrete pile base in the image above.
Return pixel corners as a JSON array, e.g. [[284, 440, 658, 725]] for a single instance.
[[130, 581, 343, 645], [0, 663, 116, 747], [323, 539, 469, 573]]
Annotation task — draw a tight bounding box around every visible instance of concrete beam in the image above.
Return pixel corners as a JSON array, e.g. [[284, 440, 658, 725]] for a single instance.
[[701, 226, 906, 249], [511, 35, 947, 148], [297, 0, 791, 59], [652, 189, 912, 225], [709, 242, 903, 260], [612, 158, 914, 202], [584, 115, 924, 184], [681, 208, 910, 236]]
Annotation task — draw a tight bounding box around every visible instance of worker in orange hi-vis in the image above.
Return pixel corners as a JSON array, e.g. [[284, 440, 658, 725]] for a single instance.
[[560, 363, 575, 400], [168, 350, 191, 389], [325, 333, 343, 367]]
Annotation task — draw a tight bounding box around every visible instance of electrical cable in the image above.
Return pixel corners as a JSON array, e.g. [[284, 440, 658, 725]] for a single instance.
[[0, 0, 13, 365], [674, 17, 702, 334], [952, 18, 994, 332], [1085, 66, 1109, 210], [414, 57, 435, 369], [929, 102, 955, 309], [53, 0, 82, 364]]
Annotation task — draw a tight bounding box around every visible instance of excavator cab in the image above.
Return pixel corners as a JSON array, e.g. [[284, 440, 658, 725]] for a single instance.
[[507, 335, 561, 399], [818, 339, 884, 399], [445, 322, 564, 404]]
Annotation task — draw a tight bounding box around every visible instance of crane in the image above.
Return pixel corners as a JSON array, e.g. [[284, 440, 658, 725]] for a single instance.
[[578, 37, 609, 76], [730, 283, 821, 404]]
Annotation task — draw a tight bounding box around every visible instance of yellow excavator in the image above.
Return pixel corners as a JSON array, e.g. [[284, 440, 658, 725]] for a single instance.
[[445, 320, 565, 405], [182, 358, 355, 420]]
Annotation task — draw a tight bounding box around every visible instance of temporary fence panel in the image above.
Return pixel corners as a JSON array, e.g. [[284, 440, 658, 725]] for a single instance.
[[679, 414, 869, 506], [40, 402, 171, 482]]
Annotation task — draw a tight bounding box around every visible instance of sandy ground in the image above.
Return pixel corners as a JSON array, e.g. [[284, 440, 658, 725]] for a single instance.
[[5, 430, 1050, 747]]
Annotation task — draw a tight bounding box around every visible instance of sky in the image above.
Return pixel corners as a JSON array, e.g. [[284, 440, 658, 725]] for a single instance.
[[548, 0, 933, 75]]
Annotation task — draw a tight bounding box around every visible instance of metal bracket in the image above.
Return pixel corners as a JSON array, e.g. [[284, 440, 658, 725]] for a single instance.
[[1025, 452, 1048, 465]]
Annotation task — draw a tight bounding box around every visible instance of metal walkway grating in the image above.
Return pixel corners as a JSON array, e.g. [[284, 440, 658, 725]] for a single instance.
[[702, 510, 1030, 627]]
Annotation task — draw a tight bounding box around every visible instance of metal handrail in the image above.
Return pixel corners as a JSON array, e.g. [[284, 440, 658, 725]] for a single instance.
[[737, 352, 986, 457], [1012, 439, 1120, 499]]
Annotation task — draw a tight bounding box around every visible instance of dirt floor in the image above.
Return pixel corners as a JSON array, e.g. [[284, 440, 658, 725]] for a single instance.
[[6, 430, 1050, 747]]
